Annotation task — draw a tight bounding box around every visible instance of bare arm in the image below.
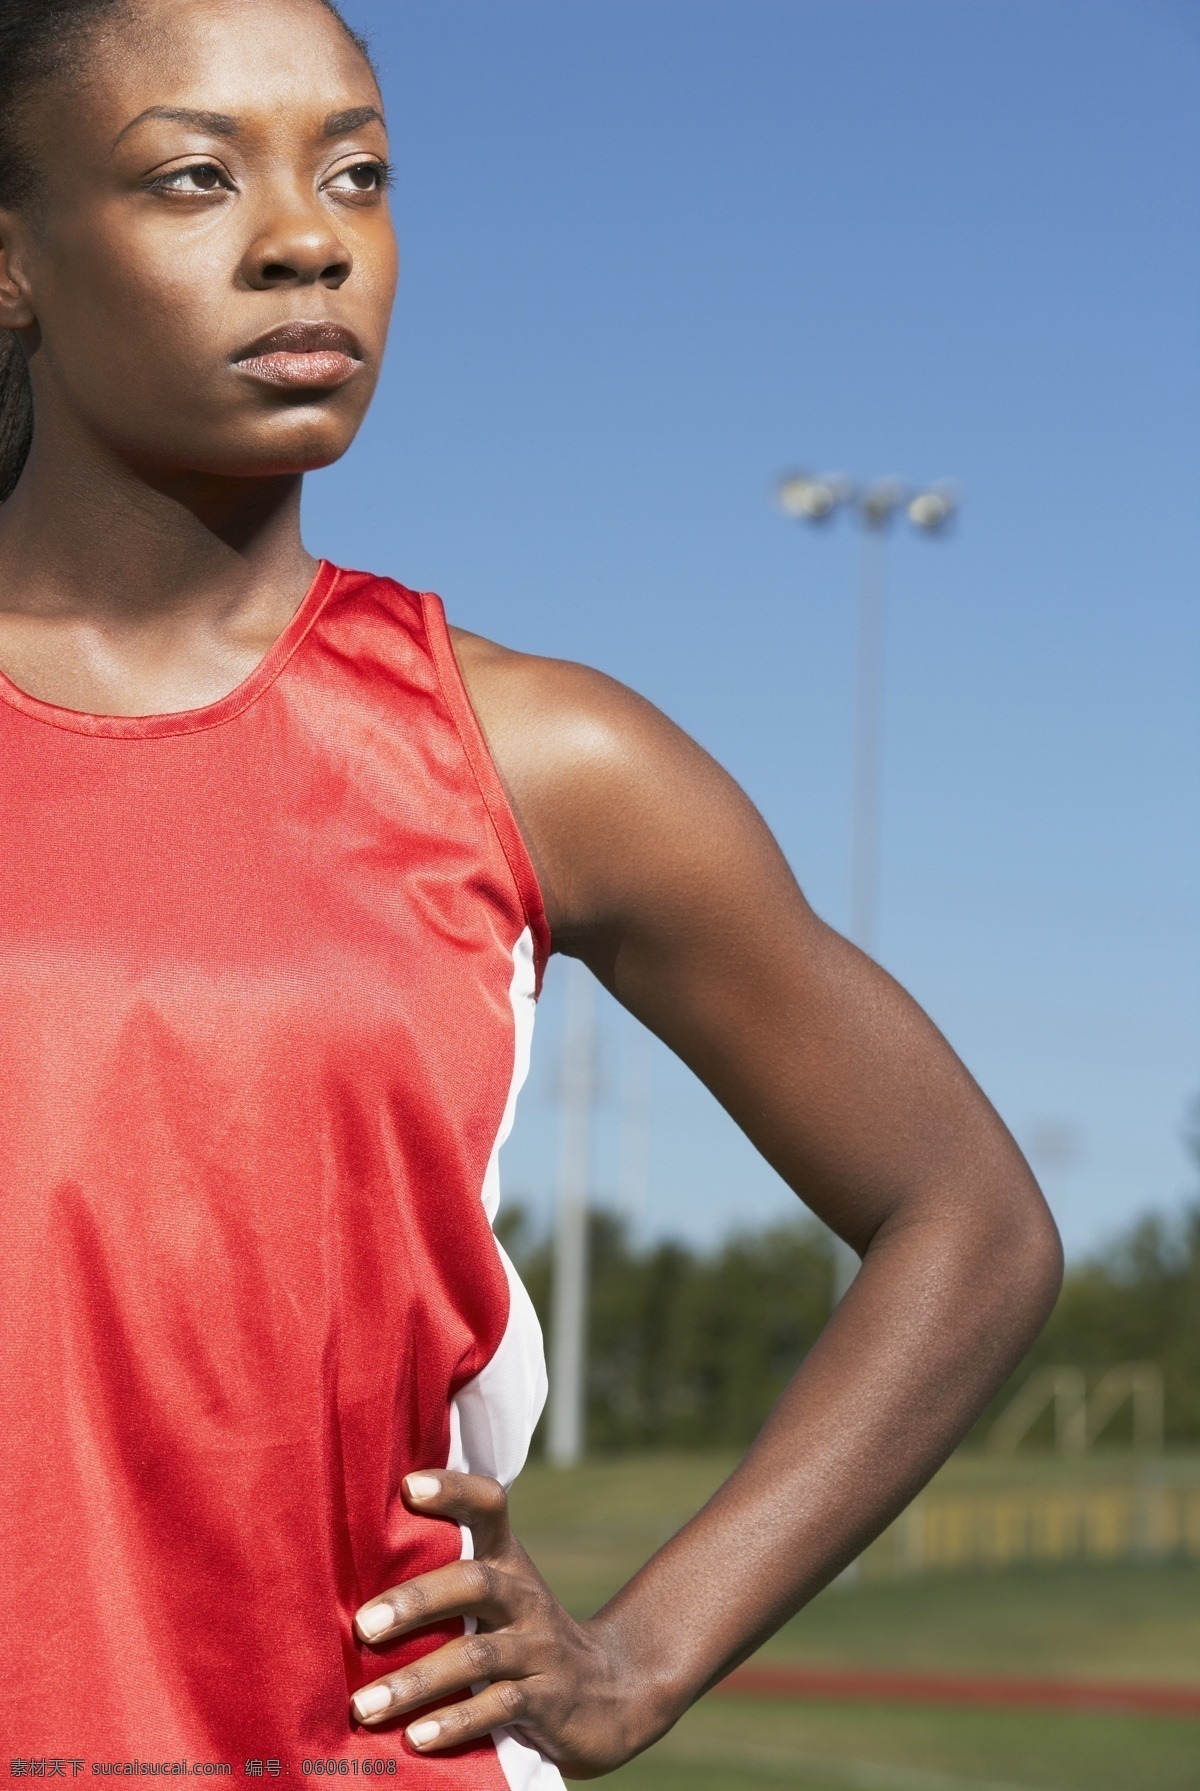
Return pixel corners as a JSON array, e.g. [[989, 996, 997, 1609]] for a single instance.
[[347, 634, 1062, 1772]]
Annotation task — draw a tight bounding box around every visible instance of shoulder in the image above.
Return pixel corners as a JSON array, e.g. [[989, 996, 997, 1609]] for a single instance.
[[447, 625, 791, 947], [448, 624, 684, 774]]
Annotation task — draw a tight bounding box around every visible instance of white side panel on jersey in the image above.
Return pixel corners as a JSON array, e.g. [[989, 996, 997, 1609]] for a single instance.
[[479, 928, 537, 1227], [447, 928, 566, 1791]]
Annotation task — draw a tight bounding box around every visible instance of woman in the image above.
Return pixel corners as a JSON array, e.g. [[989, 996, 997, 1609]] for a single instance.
[[0, 0, 1061, 1781]]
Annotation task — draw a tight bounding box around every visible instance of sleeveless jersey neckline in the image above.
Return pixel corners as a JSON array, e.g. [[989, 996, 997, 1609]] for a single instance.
[[0, 557, 340, 740]]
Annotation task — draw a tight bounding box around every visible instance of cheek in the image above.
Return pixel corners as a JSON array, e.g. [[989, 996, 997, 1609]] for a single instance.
[[372, 229, 402, 313], [337, 219, 400, 349], [42, 211, 233, 410]]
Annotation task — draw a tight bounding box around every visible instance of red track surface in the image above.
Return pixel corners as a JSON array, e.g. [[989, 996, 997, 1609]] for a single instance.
[[716, 1663, 1200, 1718]]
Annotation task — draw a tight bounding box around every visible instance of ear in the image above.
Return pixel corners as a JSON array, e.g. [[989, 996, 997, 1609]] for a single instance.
[[0, 209, 37, 332]]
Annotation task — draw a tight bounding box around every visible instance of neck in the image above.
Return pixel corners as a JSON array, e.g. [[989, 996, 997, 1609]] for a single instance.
[[0, 416, 316, 630]]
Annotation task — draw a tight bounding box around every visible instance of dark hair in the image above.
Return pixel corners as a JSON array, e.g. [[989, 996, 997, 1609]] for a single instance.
[[0, 0, 375, 503]]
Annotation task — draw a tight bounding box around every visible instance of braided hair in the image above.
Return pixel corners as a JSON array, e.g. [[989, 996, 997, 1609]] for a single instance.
[[0, 0, 374, 502]]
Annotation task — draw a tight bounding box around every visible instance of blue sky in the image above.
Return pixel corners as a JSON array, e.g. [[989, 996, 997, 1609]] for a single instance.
[[305, 0, 1200, 1259]]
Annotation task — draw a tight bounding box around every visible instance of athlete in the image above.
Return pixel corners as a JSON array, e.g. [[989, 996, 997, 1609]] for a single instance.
[[0, 0, 1062, 1782]]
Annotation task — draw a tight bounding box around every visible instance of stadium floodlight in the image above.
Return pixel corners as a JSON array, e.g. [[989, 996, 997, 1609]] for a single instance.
[[776, 470, 854, 522], [908, 484, 958, 532], [778, 471, 959, 538], [856, 478, 907, 531]]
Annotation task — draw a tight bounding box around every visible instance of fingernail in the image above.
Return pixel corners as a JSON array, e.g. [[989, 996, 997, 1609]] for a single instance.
[[406, 1721, 440, 1749], [405, 1474, 441, 1501], [357, 1603, 394, 1640], [352, 1684, 393, 1722]]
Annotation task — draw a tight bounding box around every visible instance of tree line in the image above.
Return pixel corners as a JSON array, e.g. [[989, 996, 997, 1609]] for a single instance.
[[502, 1111, 1200, 1452]]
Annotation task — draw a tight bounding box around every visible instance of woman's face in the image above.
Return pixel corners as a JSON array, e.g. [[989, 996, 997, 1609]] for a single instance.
[[0, 0, 398, 481]]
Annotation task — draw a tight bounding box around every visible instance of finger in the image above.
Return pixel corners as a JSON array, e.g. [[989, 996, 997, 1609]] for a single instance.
[[403, 1470, 511, 1555], [354, 1556, 511, 1644], [349, 1630, 517, 1726], [404, 1680, 531, 1754]]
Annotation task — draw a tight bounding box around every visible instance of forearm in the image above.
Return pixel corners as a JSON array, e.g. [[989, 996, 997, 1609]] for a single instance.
[[586, 1191, 1062, 1745]]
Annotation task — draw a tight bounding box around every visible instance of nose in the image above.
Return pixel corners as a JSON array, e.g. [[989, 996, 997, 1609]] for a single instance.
[[239, 193, 352, 291]]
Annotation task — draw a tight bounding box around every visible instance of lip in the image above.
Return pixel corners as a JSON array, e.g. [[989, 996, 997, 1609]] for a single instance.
[[232, 321, 364, 390]]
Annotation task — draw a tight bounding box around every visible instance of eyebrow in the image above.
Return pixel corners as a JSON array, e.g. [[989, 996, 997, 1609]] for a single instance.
[[113, 103, 385, 149], [113, 106, 238, 147], [323, 106, 386, 137]]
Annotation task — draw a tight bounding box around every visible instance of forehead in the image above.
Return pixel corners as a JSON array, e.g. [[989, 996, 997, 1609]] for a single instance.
[[75, 0, 379, 139]]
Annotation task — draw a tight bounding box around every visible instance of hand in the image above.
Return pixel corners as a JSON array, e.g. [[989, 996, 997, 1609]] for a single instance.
[[348, 1470, 655, 1777]]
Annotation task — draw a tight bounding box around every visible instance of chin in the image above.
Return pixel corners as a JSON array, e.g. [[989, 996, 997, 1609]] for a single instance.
[[206, 418, 362, 479]]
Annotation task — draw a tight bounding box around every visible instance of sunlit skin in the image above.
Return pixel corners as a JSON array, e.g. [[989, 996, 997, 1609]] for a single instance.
[[0, 0, 1063, 1777]]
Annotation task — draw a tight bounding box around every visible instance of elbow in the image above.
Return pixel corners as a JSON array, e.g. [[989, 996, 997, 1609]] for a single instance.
[[1021, 1199, 1064, 1329], [983, 1173, 1064, 1352], [1036, 1188, 1065, 1285]]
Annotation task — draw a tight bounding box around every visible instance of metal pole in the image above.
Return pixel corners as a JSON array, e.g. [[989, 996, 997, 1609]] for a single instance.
[[832, 526, 888, 1310], [547, 959, 594, 1467], [617, 1020, 652, 1249], [850, 525, 887, 958]]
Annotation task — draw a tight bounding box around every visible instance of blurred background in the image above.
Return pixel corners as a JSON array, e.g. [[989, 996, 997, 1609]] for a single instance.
[[308, 3, 1200, 1786]]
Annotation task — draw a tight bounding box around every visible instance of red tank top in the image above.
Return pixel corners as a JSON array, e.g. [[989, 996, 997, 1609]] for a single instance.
[[0, 564, 561, 1789]]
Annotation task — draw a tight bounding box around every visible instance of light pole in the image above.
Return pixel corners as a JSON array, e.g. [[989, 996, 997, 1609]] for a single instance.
[[547, 957, 595, 1467], [777, 471, 957, 1299], [617, 1018, 652, 1249]]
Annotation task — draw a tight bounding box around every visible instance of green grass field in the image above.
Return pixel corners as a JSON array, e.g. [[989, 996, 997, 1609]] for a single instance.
[[508, 1452, 1200, 1790]]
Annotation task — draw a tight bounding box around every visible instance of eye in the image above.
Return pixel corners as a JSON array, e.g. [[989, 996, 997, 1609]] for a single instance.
[[325, 159, 391, 197], [149, 162, 233, 195]]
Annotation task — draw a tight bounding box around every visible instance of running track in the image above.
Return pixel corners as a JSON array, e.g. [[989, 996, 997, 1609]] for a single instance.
[[716, 1664, 1200, 1718]]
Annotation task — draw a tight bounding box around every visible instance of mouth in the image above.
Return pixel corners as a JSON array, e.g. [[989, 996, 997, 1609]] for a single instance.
[[232, 321, 364, 390]]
